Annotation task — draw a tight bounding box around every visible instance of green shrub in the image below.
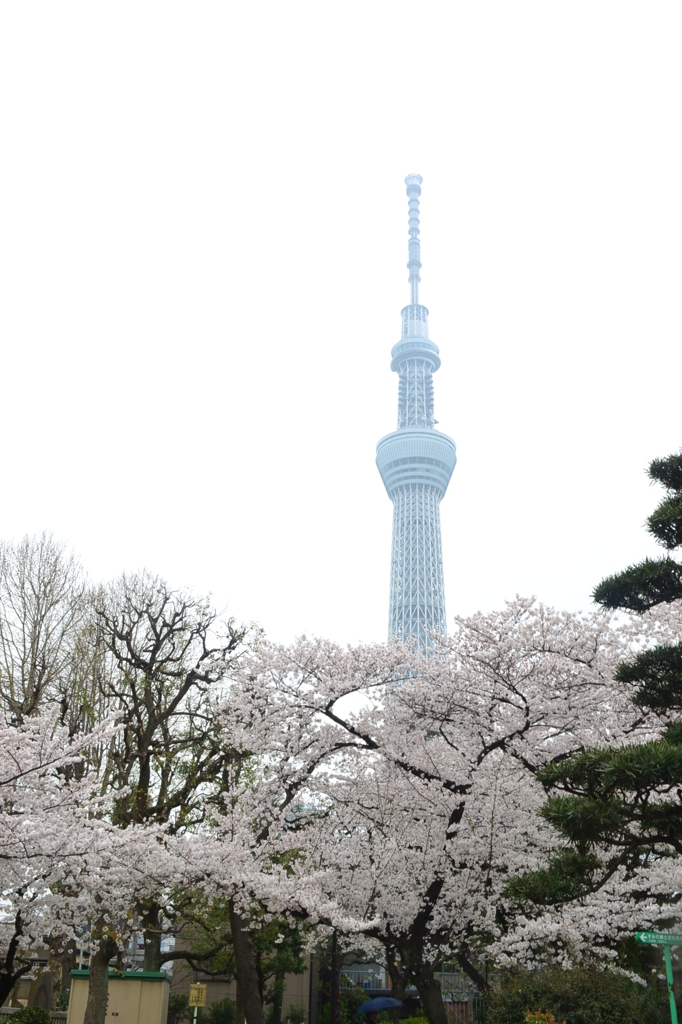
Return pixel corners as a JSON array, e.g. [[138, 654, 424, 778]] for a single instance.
[[13, 1008, 52, 1024], [56, 990, 70, 1010], [321, 987, 372, 1024], [485, 967, 667, 1024], [524, 1013, 563, 1024], [285, 1005, 307, 1024], [168, 993, 192, 1023], [343, 988, 371, 1024], [199, 996, 236, 1024]]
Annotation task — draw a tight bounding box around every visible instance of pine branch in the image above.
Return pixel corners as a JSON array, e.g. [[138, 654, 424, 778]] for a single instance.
[[593, 557, 682, 612]]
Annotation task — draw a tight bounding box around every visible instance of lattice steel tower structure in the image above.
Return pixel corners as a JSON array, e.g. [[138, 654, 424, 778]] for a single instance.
[[376, 175, 457, 648]]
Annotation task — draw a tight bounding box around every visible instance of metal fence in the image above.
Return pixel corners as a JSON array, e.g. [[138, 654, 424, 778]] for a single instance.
[[340, 967, 391, 992], [0, 1012, 67, 1020], [339, 966, 483, 1022], [439, 971, 482, 1024]]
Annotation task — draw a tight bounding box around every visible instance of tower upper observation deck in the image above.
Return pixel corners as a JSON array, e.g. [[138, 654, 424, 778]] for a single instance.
[[375, 175, 456, 648]]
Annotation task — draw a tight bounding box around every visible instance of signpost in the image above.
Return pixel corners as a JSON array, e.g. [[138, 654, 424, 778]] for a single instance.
[[635, 931, 682, 1024], [189, 983, 207, 1024]]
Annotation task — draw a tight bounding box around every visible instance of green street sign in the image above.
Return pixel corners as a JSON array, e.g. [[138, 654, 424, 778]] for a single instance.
[[636, 931, 682, 945], [635, 931, 680, 1024]]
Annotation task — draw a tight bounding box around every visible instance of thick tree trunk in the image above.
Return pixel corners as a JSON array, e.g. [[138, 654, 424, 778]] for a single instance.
[[0, 968, 30, 1010], [61, 941, 77, 1007], [142, 902, 163, 971], [269, 974, 285, 1024], [83, 937, 118, 1024], [413, 972, 448, 1024], [229, 901, 265, 1024], [143, 928, 163, 971], [236, 978, 245, 1024], [0, 913, 31, 1007], [330, 932, 342, 1024], [385, 954, 405, 1021], [48, 935, 76, 1009]]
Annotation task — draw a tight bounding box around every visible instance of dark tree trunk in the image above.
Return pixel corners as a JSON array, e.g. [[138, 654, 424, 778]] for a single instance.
[[269, 974, 286, 1024], [330, 932, 342, 1024], [385, 953, 405, 1021], [143, 928, 163, 971], [60, 940, 77, 1007], [0, 967, 31, 1009], [413, 971, 448, 1024], [453, 952, 487, 993], [0, 912, 31, 1007], [83, 936, 118, 1024], [48, 935, 77, 1009], [142, 902, 163, 971], [229, 901, 265, 1024], [236, 978, 245, 1024]]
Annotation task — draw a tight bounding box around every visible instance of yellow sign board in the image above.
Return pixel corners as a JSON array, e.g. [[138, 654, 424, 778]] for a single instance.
[[189, 983, 207, 1007]]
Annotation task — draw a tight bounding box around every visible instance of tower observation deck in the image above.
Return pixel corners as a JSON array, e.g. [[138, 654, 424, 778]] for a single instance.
[[376, 175, 456, 648]]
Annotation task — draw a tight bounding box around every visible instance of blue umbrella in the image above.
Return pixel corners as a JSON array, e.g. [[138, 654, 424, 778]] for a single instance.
[[357, 998, 403, 1015]]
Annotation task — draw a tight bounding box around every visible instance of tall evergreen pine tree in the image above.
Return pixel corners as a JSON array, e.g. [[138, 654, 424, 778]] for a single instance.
[[508, 451, 682, 904]]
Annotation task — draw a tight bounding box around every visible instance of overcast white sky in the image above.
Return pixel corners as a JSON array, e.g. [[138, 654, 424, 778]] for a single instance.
[[1, 3, 680, 644]]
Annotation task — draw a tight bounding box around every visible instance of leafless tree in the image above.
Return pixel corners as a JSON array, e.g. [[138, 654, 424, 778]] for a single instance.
[[93, 570, 254, 968], [0, 533, 90, 724]]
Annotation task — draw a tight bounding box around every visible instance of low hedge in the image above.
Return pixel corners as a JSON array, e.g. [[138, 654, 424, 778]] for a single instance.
[[484, 967, 667, 1024], [12, 1009, 52, 1024]]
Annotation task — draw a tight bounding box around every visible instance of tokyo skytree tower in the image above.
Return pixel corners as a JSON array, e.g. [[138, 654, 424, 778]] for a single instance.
[[376, 175, 457, 649]]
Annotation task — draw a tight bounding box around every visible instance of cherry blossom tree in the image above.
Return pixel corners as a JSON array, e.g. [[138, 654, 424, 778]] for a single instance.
[[3, 591, 681, 1024], [0, 709, 188, 1024], [203, 599, 681, 1024], [0, 709, 119, 1004]]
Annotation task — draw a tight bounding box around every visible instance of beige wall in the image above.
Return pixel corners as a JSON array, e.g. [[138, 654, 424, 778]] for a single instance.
[[66, 976, 169, 1024]]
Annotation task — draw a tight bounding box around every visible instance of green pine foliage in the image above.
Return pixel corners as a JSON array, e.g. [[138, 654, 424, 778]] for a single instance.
[[593, 558, 682, 613], [649, 454, 682, 494], [508, 450, 682, 906], [647, 495, 682, 549], [614, 645, 682, 711], [592, 452, 682, 613], [484, 968, 666, 1024], [504, 850, 602, 904]]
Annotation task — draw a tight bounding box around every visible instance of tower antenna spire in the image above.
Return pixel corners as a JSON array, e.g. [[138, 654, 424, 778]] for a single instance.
[[405, 173, 423, 304]]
